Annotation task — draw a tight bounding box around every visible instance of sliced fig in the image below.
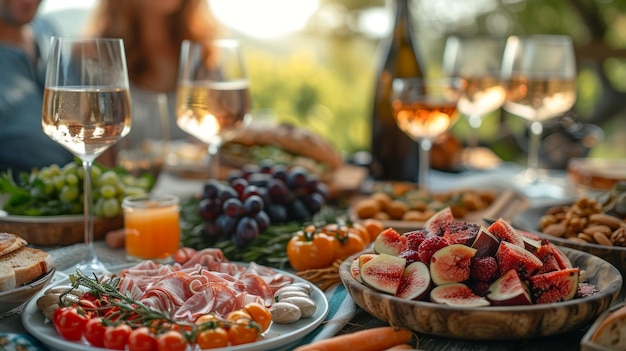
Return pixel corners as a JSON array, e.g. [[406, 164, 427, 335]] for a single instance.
[[487, 218, 525, 248], [429, 244, 477, 285], [395, 261, 431, 300], [373, 228, 408, 256], [350, 257, 362, 282], [534, 244, 561, 274], [470, 227, 500, 257], [430, 283, 490, 307], [519, 230, 543, 252], [487, 269, 532, 306], [442, 221, 481, 246], [360, 253, 406, 295], [358, 253, 378, 268], [424, 207, 455, 236], [547, 243, 573, 269], [495, 241, 543, 280], [529, 268, 580, 304]]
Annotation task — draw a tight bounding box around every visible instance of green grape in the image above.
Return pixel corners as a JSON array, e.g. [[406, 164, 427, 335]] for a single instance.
[[90, 165, 102, 180], [65, 173, 79, 186], [100, 197, 120, 218], [100, 184, 117, 199], [61, 162, 79, 175], [48, 164, 61, 176], [97, 170, 120, 187], [124, 186, 147, 198], [94, 197, 104, 217], [59, 185, 79, 203], [121, 174, 136, 186], [41, 178, 56, 197], [53, 175, 66, 191], [38, 167, 53, 180]]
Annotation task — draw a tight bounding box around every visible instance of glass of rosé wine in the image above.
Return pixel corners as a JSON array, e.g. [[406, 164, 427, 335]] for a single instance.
[[443, 36, 507, 169], [42, 37, 132, 274], [502, 35, 577, 198], [175, 39, 251, 179], [390, 77, 462, 190]]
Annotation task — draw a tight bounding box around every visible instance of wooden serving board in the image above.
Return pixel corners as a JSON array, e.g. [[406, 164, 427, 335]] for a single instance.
[[0, 215, 124, 246]]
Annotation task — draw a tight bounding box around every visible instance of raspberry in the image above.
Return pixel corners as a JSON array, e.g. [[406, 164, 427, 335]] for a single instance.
[[471, 281, 491, 297], [399, 249, 420, 265], [417, 236, 449, 265], [405, 230, 428, 251], [470, 256, 498, 282]]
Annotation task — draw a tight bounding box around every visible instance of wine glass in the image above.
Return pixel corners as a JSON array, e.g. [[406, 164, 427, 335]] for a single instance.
[[175, 39, 251, 179], [501, 35, 577, 198], [116, 92, 169, 180], [443, 36, 507, 169], [390, 78, 461, 190], [43, 37, 132, 274]]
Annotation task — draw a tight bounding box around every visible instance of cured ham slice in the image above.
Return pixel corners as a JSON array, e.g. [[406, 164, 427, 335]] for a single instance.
[[114, 248, 293, 322]]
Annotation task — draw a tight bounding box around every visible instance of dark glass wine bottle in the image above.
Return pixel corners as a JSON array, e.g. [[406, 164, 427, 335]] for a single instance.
[[370, 0, 424, 181]]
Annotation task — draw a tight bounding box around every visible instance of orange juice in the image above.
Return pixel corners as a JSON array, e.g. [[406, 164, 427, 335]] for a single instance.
[[123, 194, 180, 261]]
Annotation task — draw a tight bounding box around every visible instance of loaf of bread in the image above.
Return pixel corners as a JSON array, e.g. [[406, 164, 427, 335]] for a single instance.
[[0, 233, 55, 292], [590, 305, 626, 349]]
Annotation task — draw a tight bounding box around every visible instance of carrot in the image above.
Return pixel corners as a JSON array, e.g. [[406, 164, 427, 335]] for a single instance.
[[382, 344, 415, 350], [293, 326, 414, 351]]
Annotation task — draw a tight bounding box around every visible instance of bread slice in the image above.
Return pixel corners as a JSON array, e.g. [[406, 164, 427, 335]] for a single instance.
[[0, 247, 55, 291], [0, 232, 27, 257], [591, 305, 626, 349], [0, 264, 17, 291]]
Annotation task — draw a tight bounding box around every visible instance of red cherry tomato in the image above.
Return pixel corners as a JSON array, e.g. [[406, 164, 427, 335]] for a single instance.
[[128, 327, 158, 351], [104, 324, 132, 350], [52, 306, 89, 341], [83, 317, 107, 347], [156, 330, 187, 351]]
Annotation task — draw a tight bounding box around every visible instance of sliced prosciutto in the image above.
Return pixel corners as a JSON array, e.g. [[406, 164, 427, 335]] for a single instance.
[[114, 248, 293, 322]]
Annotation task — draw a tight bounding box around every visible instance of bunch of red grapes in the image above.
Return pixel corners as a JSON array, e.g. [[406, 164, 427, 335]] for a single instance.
[[197, 162, 329, 247]]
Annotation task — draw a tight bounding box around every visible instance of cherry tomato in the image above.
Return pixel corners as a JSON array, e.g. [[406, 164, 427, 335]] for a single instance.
[[83, 317, 107, 347], [286, 231, 336, 271], [225, 310, 251, 323], [195, 314, 223, 328], [52, 306, 89, 341], [195, 327, 229, 349], [128, 327, 158, 351], [332, 229, 365, 261], [104, 324, 132, 350], [228, 319, 260, 346], [244, 302, 272, 332], [156, 330, 187, 351]]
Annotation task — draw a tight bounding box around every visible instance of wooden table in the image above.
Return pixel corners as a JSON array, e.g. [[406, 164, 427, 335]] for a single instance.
[[2, 168, 623, 350]]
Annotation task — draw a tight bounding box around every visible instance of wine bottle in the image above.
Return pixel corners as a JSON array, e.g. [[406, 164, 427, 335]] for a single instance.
[[370, 0, 424, 181]]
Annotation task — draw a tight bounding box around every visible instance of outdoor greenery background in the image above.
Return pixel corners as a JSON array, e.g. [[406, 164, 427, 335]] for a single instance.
[[42, 0, 626, 167]]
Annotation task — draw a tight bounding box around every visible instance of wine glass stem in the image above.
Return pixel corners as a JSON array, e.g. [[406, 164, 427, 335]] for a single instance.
[[207, 143, 220, 179], [82, 160, 96, 260], [418, 138, 432, 190], [527, 121, 543, 183]]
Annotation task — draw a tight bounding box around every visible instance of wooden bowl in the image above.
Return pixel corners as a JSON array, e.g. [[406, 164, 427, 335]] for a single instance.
[[513, 205, 626, 280], [0, 215, 123, 246], [339, 247, 622, 340]]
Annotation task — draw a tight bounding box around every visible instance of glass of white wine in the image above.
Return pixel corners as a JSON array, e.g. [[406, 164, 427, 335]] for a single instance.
[[175, 39, 251, 179], [502, 35, 577, 198], [443, 36, 507, 169], [43, 38, 132, 274], [390, 78, 461, 190]]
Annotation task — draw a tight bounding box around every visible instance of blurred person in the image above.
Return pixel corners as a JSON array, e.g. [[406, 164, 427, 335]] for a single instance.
[[0, 0, 73, 177], [82, 0, 220, 166]]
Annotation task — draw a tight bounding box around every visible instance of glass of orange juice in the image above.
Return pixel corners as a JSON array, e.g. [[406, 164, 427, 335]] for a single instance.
[[122, 194, 180, 261]]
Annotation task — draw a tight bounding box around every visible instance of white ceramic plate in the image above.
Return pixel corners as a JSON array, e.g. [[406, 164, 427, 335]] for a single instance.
[[0, 269, 56, 315], [22, 264, 329, 351]]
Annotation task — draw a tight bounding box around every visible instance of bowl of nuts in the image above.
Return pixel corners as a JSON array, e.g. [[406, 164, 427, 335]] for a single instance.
[[513, 181, 626, 278], [351, 182, 528, 234]]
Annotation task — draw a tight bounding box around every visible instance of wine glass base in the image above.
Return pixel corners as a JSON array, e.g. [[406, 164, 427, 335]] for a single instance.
[[514, 169, 569, 199], [74, 257, 110, 276]]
